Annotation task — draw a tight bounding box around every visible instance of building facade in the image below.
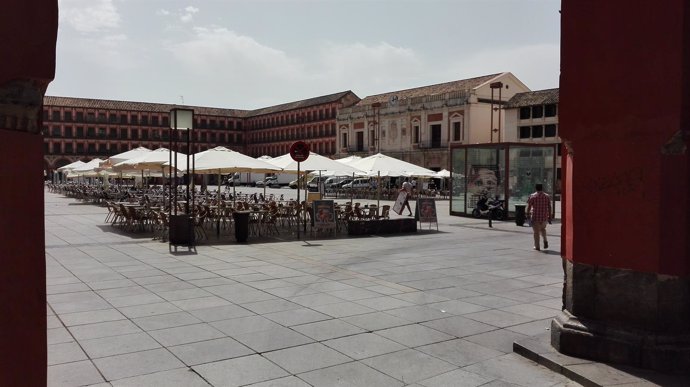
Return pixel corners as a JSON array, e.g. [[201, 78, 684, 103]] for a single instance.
[[41, 97, 247, 172], [42, 91, 360, 173], [244, 91, 360, 157], [504, 88, 561, 188], [334, 72, 530, 171]]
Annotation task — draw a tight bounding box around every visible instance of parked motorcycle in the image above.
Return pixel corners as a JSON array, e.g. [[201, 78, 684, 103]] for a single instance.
[[472, 194, 505, 220]]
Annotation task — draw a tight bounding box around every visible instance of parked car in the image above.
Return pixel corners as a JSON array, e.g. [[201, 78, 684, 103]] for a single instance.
[[324, 176, 349, 189], [256, 176, 281, 188], [307, 176, 329, 190], [342, 178, 372, 189]]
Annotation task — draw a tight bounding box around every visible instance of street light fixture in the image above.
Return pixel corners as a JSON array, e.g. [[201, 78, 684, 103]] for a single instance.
[[169, 107, 195, 247]]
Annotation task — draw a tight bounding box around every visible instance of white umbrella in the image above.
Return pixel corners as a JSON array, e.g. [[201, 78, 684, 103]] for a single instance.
[[351, 153, 435, 177], [192, 147, 282, 174], [267, 152, 362, 175], [113, 148, 188, 173], [57, 160, 85, 172], [435, 169, 451, 178], [335, 155, 362, 165], [72, 158, 106, 173], [101, 146, 152, 168]]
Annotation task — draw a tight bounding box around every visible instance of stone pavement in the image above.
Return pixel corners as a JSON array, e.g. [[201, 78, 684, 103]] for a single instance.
[[44, 189, 676, 386]]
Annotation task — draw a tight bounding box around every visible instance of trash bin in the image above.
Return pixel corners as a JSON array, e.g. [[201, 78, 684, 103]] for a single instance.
[[169, 214, 195, 246], [514, 204, 527, 226], [232, 211, 250, 243]]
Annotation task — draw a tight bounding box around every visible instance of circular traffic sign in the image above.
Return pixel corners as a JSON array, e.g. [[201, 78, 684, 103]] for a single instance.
[[289, 141, 310, 162]]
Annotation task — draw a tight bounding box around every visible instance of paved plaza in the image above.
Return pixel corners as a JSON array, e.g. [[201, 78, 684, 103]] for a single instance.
[[45, 188, 669, 386]]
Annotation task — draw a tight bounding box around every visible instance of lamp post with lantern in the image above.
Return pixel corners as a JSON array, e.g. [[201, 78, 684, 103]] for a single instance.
[[168, 107, 195, 247]]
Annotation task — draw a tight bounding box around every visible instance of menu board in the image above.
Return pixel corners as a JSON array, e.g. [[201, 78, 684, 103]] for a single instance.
[[392, 192, 407, 215], [312, 200, 336, 229], [417, 198, 437, 223]]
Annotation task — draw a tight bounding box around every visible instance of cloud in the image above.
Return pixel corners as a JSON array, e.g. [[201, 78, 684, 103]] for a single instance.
[[180, 6, 200, 23], [170, 27, 303, 79], [156, 9, 170, 16], [447, 44, 560, 90], [314, 41, 424, 93], [59, 0, 120, 32]]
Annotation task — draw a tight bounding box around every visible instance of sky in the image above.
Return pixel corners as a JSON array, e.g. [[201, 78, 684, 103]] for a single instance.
[[48, 0, 561, 110]]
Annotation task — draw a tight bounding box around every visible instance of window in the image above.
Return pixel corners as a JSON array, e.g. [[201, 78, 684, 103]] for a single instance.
[[370, 130, 375, 147], [76, 126, 84, 137], [76, 112, 84, 122], [88, 143, 95, 153], [51, 111, 61, 121], [162, 116, 168, 127], [87, 112, 95, 122], [87, 127, 95, 138], [76, 143, 84, 153], [141, 115, 148, 125], [519, 126, 531, 139], [98, 143, 107, 154], [453, 121, 462, 141], [98, 113, 106, 123], [545, 104, 557, 117], [545, 124, 557, 137], [141, 130, 148, 140], [151, 116, 159, 126], [108, 113, 118, 123], [109, 128, 117, 138], [98, 128, 106, 138], [341, 132, 348, 148], [519, 107, 531, 120], [120, 128, 128, 139], [43, 110, 48, 121], [131, 129, 138, 139], [51, 126, 61, 136], [130, 115, 138, 125], [64, 111, 72, 121], [65, 143, 73, 153], [532, 105, 543, 118], [532, 125, 543, 138], [413, 124, 420, 143], [64, 126, 73, 137], [120, 114, 128, 124], [210, 133, 216, 142]]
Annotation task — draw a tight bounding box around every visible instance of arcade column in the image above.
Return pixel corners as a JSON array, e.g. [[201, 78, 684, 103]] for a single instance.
[[0, 1, 58, 386], [554, 0, 690, 373]]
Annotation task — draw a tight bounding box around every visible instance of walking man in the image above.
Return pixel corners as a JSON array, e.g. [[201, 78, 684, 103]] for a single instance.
[[401, 179, 413, 216], [526, 183, 552, 250]]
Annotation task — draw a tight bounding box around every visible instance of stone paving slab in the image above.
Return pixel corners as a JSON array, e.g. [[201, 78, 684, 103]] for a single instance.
[[44, 189, 590, 386]]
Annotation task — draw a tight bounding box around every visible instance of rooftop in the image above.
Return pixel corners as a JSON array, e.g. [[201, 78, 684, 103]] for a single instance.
[[506, 88, 560, 108], [356, 73, 503, 106]]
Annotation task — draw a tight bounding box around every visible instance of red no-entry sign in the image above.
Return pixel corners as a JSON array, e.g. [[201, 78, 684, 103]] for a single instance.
[[289, 141, 310, 162]]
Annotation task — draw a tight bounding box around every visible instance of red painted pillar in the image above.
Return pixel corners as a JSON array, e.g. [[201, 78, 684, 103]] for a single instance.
[[0, 1, 58, 386], [554, 0, 690, 373]]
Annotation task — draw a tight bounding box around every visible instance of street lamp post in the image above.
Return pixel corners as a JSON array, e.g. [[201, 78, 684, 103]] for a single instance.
[[372, 102, 381, 153], [490, 81, 504, 143], [169, 108, 195, 248]]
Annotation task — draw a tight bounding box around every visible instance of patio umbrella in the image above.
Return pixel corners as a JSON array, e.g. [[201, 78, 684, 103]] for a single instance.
[[57, 160, 85, 172], [103, 146, 153, 167], [351, 153, 435, 177], [335, 155, 362, 165], [186, 147, 283, 236], [435, 169, 451, 178], [351, 153, 435, 208], [57, 160, 86, 182], [268, 152, 362, 175]]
